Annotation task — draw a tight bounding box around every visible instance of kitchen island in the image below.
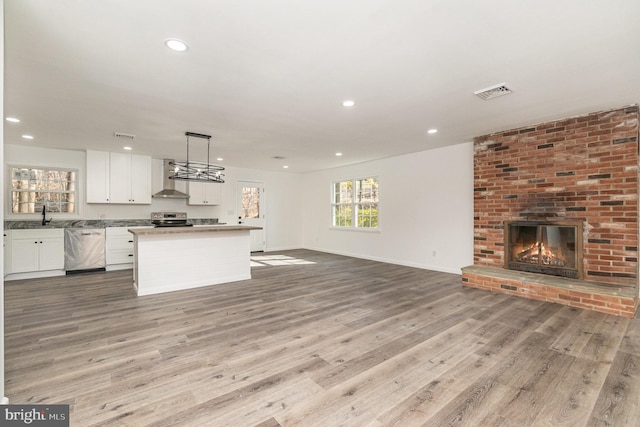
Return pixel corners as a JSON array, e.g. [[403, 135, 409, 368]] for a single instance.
[[128, 225, 262, 296]]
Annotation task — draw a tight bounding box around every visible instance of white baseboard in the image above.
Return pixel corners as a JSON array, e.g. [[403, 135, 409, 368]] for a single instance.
[[1, 396, 9, 404], [106, 264, 133, 271], [301, 245, 462, 275], [262, 245, 302, 253], [4, 270, 66, 281]]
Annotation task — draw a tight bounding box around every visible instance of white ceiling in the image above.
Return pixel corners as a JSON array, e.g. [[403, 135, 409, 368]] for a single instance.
[[4, 0, 640, 173]]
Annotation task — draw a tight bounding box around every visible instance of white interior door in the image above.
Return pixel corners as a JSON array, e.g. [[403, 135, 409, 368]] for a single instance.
[[237, 181, 265, 252]]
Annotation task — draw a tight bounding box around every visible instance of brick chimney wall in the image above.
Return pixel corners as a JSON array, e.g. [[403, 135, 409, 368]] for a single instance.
[[473, 105, 639, 287]]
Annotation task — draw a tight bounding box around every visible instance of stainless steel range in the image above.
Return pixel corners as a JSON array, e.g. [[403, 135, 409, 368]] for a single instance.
[[151, 212, 193, 227]]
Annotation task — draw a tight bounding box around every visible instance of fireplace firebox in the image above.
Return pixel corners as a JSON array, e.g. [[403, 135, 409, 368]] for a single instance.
[[504, 221, 583, 279]]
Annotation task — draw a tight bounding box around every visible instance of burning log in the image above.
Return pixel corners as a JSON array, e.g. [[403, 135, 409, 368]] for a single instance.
[[515, 242, 567, 267]]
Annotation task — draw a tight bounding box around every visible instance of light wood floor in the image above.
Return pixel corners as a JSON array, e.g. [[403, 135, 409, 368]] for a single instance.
[[5, 250, 640, 426]]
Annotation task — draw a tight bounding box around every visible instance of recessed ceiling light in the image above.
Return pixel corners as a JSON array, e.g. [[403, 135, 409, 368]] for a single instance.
[[427, 128, 438, 134], [342, 100, 355, 107], [283, 165, 289, 169], [216, 157, 223, 161], [22, 135, 34, 140], [165, 39, 189, 52], [336, 152, 343, 156], [6, 117, 20, 123], [123, 146, 132, 151]]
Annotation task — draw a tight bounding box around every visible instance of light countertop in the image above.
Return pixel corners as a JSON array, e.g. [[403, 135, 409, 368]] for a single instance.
[[128, 225, 262, 236]]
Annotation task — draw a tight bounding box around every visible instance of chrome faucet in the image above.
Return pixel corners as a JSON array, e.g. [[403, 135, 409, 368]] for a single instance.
[[42, 205, 52, 226]]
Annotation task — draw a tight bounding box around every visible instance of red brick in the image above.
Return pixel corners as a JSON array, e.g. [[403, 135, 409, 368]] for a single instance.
[[581, 298, 608, 307], [558, 294, 581, 303], [471, 106, 639, 316], [592, 294, 622, 303], [567, 290, 594, 299]]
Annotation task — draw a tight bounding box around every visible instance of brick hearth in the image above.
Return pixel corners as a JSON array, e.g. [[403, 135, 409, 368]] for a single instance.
[[463, 105, 639, 317]]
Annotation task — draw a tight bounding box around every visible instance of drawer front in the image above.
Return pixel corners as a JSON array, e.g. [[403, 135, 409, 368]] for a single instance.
[[11, 228, 64, 240], [106, 248, 135, 265], [106, 227, 135, 237], [107, 235, 135, 250]]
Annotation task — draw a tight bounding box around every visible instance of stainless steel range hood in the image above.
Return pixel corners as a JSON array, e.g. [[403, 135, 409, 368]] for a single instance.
[[152, 159, 190, 199]]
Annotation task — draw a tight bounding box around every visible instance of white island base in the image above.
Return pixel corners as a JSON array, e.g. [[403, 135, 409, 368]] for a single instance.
[[129, 226, 261, 296]]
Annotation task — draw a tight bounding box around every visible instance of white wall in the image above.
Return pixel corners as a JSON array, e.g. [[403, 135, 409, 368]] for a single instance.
[[1, 0, 6, 404], [301, 142, 474, 274], [221, 165, 304, 251], [5, 141, 474, 271], [4, 145, 304, 252]]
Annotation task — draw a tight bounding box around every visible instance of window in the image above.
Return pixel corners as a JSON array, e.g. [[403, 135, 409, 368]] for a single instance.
[[10, 166, 77, 214], [240, 185, 261, 219], [332, 177, 379, 229]]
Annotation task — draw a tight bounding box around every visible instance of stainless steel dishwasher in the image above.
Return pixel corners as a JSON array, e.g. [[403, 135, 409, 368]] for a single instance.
[[64, 228, 106, 273]]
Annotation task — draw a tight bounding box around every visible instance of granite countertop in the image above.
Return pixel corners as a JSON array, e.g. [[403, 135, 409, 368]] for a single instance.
[[128, 225, 262, 236], [4, 218, 222, 230]]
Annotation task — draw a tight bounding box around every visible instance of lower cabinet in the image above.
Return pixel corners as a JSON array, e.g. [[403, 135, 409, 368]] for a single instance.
[[106, 227, 138, 268], [6, 226, 143, 277], [9, 229, 65, 274]]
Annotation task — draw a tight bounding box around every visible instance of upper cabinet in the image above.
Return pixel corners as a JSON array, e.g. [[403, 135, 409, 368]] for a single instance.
[[87, 150, 151, 204], [109, 152, 151, 204], [187, 181, 222, 205], [86, 150, 110, 203]]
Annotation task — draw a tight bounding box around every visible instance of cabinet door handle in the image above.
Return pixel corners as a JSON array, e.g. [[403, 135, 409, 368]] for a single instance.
[[128, 240, 133, 243], [128, 254, 134, 257]]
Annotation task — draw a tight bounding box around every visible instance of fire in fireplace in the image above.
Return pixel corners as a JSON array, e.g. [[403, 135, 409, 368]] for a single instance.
[[504, 221, 583, 279], [516, 241, 568, 266]]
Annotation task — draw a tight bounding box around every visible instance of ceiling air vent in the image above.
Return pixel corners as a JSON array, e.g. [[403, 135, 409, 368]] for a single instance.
[[474, 83, 513, 100], [113, 132, 136, 140]]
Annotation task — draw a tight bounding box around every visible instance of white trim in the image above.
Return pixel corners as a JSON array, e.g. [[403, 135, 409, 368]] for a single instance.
[[105, 264, 133, 272], [329, 226, 381, 234], [330, 176, 379, 229], [263, 245, 301, 252], [6, 163, 80, 219], [5, 270, 66, 281], [302, 245, 462, 275]]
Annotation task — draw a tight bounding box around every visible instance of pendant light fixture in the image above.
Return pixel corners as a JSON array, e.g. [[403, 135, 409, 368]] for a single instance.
[[169, 132, 225, 183]]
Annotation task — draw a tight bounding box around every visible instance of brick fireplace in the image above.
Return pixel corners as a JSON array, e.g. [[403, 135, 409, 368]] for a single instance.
[[462, 105, 639, 317]]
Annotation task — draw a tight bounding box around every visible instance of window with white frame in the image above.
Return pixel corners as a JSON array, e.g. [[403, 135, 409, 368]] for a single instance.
[[10, 166, 77, 214], [332, 177, 379, 229]]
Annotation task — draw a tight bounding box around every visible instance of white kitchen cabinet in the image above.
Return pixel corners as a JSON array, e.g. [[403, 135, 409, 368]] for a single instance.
[[187, 181, 222, 205], [109, 153, 151, 204], [86, 150, 110, 203], [4, 231, 11, 275], [86, 150, 151, 204], [10, 229, 64, 274], [106, 227, 142, 269]]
